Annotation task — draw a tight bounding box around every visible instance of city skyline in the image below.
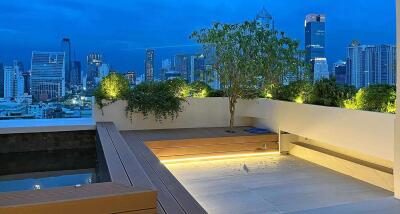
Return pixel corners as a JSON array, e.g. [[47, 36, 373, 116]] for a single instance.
[[0, 0, 395, 76]]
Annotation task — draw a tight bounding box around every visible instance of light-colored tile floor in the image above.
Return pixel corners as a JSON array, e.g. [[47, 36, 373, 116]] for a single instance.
[[165, 155, 399, 214]]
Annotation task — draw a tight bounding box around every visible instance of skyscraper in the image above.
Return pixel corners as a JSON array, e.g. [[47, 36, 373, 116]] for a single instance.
[[71, 61, 82, 88], [4, 64, 24, 98], [305, 14, 326, 62], [22, 71, 31, 94], [312, 58, 329, 81], [161, 58, 173, 81], [256, 7, 274, 30], [0, 63, 4, 98], [174, 54, 190, 82], [333, 60, 347, 85], [125, 71, 136, 87], [145, 49, 155, 82], [87, 53, 103, 89], [62, 38, 72, 89], [31, 51, 65, 101], [190, 54, 206, 83], [305, 14, 327, 81], [347, 41, 396, 88]]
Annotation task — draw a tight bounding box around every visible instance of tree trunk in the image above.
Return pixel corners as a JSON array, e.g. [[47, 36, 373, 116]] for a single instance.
[[228, 97, 237, 133]]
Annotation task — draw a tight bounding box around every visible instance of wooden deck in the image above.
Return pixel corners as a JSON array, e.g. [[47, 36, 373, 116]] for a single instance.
[[120, 126, 279, 213]]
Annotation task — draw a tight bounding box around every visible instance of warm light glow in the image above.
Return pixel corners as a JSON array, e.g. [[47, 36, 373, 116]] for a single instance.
[[295, 95, 304, 104], [161, 151, 280, 164]]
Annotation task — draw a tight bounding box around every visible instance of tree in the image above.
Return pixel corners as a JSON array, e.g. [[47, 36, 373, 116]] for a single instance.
[[191, 21, 306, 132]]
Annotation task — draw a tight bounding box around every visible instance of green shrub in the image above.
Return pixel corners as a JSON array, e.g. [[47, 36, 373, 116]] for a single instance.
[[126, 82, 186, 122], [166, 78, 189, 97], [189, 81, 211, 98], [344, 84, 396, 113], [271, 80, 312, 103], [309, 78, 343, 107], [94, 73, 130, 109]]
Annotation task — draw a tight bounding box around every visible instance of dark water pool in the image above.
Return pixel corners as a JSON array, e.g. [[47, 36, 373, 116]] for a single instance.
[[0, 148, 104, 193]]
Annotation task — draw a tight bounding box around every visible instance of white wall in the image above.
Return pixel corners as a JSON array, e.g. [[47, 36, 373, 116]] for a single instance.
[[94, 97, 252, 131], [242, 99, 395, 164], [394, 0, 400, 198]]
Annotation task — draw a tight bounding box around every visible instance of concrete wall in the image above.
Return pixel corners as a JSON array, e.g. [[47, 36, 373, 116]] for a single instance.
[[394, 0, 400, 198], [242, 99, 395, 165], [94, 98, 253, 131]]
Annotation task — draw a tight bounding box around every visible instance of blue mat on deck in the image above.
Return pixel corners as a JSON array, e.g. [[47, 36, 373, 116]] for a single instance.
[[244, 128, 271, 134]]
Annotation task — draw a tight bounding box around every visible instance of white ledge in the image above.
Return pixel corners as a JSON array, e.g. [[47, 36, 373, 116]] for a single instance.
[[0, 118, 96, 134]]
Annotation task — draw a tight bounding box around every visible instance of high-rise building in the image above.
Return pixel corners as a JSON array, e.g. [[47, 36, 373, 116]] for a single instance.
[[305, 14, 326, 62], [22, 71, 31, 94], [312, 58, 329, 81], [161, 58, 172, 81], [305, 14, 326, 81], [190, 54, 206, 83], [62, 38, 72, 89], [125, 71, 136, 87], [0, 63, 4, 98], [256, 7, 274, 30], [4, 65, 24, 98], [145, 49, 155, 82], [347, 41, 396, 88], [97, 63, 110, 84], [174, 54, 190, 82], [333, 60, 347, 85], [87, 53, 103, 89], [71, 61, 82, 88], [31, 51, 65, 101]]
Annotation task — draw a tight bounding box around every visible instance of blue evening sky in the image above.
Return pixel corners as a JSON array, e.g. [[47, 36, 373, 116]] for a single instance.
[[0, 0, 395, 77]]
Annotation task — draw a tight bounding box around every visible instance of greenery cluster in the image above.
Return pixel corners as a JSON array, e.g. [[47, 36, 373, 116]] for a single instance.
[[266, 78, 395, 114], [343, 84, 396, 113], [93, 72, 130, 110], [126, 81, 186, 122]]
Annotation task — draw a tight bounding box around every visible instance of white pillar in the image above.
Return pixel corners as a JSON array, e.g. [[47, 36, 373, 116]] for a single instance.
[[395, 0, 400, 199]]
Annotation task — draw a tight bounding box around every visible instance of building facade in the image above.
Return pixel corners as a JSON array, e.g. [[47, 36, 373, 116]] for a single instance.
[[71, 61, 82, 88], [0, 63, 3, 98], [31, 51, 65, 101], [255, 7, 274, 30], [305, 14, 327, 82], [333, 60, 347, 85], [62, 38, 72, 90], [145, 49, 155, 82], [87, 53, 103, 89], [347, 41, 396, 88], [125, 71, 136, 87], [190, 54, 206, 83], [174, 54, 190, 82], [4, 64, 24, 99]]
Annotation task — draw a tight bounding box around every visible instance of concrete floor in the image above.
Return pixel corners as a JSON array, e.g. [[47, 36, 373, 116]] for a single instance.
[[165, 155, 400, 214]]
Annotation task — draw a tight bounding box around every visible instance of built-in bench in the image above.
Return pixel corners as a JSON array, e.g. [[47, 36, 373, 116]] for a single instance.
[[98, 122, 207, 214]]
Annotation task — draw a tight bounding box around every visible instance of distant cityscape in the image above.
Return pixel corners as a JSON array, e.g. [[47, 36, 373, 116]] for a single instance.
[[0, 7, 396, 120]]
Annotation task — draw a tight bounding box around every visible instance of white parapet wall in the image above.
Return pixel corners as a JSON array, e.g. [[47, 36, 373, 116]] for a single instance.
[[94, 97, 253, 131], [242, 99, 395, 166]]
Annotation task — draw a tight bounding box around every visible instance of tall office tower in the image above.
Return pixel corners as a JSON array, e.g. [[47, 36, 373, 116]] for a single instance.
[[4, 65, 24, 98], [125, 71, 136, 87], [174, 54, 190, 82], [62, 38, 72, 89], [22, 71, 31, 94], [31, 51, 65, 101], [0, 63, 3, 97], [347, 41, 396, 88], [256, 7, 274, 30], [333, 60, 347, 85], [71, 61, 82, 87], [87, 53, 103, 89], [13, 60, 26, 94], [145, 49, 155, 82], [190, 54, 206, 83], [305, 14, 326, 81], [161, 58, 172, 81], [13, 60, 24, 72]]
